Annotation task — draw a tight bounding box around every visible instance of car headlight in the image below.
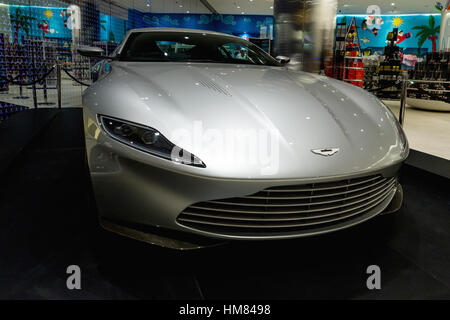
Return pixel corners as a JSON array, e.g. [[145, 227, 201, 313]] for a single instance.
[[99, 115, 206, 168]]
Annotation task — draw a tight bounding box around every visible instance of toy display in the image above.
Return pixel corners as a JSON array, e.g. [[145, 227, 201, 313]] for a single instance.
[[375, 28, 404, 100], [407, 52, 450, 110], [326, 17, 364, 88]]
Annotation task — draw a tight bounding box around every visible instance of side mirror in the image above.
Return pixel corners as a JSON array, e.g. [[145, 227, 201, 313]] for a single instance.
[[77, 46, 110, 59], [276, 56, 291, 65]]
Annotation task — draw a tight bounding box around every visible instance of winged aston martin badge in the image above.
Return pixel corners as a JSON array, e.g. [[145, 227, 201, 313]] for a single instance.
[[311, 148, 340, 156]]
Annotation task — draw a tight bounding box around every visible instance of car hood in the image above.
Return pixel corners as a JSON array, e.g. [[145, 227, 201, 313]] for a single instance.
[[84, 62, 407, 179]]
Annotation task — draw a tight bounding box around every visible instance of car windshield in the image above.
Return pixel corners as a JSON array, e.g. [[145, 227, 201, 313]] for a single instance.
[[118, 31, 281, 66]]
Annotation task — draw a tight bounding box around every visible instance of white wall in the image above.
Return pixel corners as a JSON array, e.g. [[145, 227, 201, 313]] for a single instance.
[[440, 11, 450, 51]]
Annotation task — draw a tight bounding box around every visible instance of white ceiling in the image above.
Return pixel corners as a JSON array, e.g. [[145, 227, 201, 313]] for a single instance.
[[337, 0, 441, 15], [208, 0, 274, 15], [116, 0, 209, 14], [110, 0, 274, 15], [103, 0, 440, 15]]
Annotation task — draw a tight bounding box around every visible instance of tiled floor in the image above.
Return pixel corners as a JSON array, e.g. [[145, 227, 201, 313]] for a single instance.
[[383, 100, 450, 160], [0, 109, 449, 299]]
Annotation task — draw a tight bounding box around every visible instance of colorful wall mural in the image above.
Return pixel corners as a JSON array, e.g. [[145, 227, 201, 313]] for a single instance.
[[8, 5, 72, 43], [2, 5, 272, 45], [337, 14, 441, 55], [1, 4, 443, 58], [99, 13, 126, 42], [127, 9, 273, 38]]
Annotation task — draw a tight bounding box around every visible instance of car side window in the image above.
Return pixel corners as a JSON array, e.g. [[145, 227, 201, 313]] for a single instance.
[[220, 42, 269, 65], [221, 43, 247, 60]]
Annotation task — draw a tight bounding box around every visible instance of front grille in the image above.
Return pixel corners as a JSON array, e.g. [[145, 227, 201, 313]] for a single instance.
[[177, 175, 397, 237]]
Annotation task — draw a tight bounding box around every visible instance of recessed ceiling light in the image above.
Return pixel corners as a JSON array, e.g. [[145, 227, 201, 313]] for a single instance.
[[186, 10, 190, 13], [270, 6, 273, 9], [237, 6, 240, 8], [391, 2, 395, 5], [241, 11, 245, 14]]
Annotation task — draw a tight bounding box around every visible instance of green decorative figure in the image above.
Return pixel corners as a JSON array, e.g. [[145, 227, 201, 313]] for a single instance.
[[10, 7, 36, 44], [412, 15, 440, 52], [100, 19, 115, 42]]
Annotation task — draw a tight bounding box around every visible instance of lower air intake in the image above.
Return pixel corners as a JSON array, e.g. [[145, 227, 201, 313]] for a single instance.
[[177, 175, 397, 237]]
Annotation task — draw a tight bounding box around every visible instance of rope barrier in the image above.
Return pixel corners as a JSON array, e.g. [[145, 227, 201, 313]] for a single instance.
[[0, 65, 91, 87], [62, 68, 91, 87], [0, 65, 56, 86]]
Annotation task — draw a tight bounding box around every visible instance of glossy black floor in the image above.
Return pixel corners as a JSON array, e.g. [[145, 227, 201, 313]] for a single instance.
[[0, 109, 449, 299]]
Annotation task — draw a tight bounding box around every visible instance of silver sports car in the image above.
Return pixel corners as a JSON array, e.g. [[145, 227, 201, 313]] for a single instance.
[[80, 28, 408, 249]]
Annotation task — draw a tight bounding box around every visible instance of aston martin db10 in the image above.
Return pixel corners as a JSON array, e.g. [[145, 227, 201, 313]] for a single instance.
[[79, 28, 408, 249]]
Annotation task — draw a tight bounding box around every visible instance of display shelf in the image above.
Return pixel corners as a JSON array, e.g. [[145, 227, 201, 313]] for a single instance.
[[334, 66, 365, 70], [407, 53, 450, 110], [362, 55, 382, 91], [408, 79, 450, 84], [326, 16, 364, 87], [374, 28, 403, 100], [408, 88, 450, 93]]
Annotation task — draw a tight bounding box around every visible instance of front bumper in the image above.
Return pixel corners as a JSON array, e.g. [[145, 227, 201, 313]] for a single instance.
[[99, 182, 402, 250], [84, 111, 406, 249]]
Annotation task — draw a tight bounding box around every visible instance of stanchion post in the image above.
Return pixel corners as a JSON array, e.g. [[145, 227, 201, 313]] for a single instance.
[[399, 72, 408, 126], [32, 83, 37, 109], [57, 63, 62, 109]]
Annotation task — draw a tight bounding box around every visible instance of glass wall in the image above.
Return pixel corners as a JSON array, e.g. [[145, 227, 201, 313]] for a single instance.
[[0, 0, 274, 117]]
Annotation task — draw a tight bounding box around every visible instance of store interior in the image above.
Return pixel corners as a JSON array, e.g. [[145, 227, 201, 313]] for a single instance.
[[0, 0, 449, 160], [0, 0, 449, 299]]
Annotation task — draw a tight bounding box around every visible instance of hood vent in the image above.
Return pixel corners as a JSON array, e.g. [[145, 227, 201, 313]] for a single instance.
[[197, 80, 232, 97]]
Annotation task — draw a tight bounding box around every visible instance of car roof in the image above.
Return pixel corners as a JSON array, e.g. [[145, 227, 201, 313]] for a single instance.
[[127, 27, 239, 38]]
